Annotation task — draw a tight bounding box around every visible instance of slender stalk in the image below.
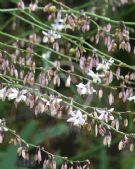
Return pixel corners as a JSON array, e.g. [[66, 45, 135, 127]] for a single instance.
[[2, 81, 135, 139], [2, 125, 87, 163], [13, 11, 135, 72], [0, 4, 135, 26], [53, 0, 135, 26]]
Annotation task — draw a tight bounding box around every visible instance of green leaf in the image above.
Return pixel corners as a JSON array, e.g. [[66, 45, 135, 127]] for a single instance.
[[0, 146, 17, 169], [32, 123, 69, 145], [0, 0, 18, 2], [20, 120, 38, 140]]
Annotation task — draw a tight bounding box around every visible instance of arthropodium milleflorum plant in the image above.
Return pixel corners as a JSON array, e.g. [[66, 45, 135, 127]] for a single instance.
[[0, 0, 135, 168]]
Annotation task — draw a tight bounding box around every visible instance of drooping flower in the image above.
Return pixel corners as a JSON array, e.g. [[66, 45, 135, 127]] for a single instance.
[[7, 88, 18, 100], [17, 147, 29, 160], [108, 92, 114, 105], [0, 87, 7, 101], [96, 108, 114, 123], [16, 89, 28, 102], [98, 89, 103, 99], [7, 88, 27, 102], [103, 132, 112, 147], [118, 136, 129, 151], [67, 110, 87, 127], [79, 57, 86, 70], [65, 75, 71, 87], [35, 149, 42, 164], [29, 1, 38, 12], [0, 118, 8, 143], [18, 0, 25, 9], [0, 118, 7, 131]]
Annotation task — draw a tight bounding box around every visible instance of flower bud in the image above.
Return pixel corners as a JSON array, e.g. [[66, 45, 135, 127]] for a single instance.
[[124, 118, 128, 127], [69, 48, 76, 55], [49, 5, 57, 13], [129, 143, 134, 152]]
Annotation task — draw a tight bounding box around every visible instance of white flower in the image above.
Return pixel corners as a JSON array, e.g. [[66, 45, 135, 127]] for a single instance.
[[0, 87, 6, 100], [41, 51, 51, 60], [50, 97, 62, 104], [42, 30, 61, 43], [67, 110, 87, 126], [86, 81, 96, 94], [96, 108, 114, 123], [96, 58, 114, 72], [16, 89, 27, 102], [76, 82, 96, 95], [8, 88, 18, 100], [16, 95, 26, 102], [8, 88, 27, 102], [65, 75, 71, 87], [76, 83, 87, 95], [128, 95, 135, 102], [0, 118, 8, 133], [51, 19, 65, 31], [87, 70, 101, 83]]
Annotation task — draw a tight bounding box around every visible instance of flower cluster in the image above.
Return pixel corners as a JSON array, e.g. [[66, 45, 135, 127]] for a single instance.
[[118, 136, 134, 152], [0, 0, 135, 168], [0, 87, 64, 117], [17, 145, 91, 169], [2, 120, 91, 169]]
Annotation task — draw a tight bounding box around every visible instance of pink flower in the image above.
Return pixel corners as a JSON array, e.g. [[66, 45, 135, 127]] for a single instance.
[[96, 108, 114, 123]]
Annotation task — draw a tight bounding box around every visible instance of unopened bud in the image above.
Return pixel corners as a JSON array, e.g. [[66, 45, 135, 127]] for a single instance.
[[49, 5, 57, 13]]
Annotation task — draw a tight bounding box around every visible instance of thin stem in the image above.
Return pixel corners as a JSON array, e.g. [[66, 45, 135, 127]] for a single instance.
[[1, 74, 135, 133], [2, 125, 87, 163], [0, 4, 135, 26], [53, 0, 135, 26], [0, 64, 134, 116], [14, 11, 135, 73], [1, 34, 135, 91]]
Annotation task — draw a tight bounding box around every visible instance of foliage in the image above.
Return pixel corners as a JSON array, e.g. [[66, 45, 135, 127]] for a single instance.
[[0, 0, 135, 169]]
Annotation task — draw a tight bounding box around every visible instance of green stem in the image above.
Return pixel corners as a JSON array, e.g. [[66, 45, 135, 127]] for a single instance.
[[14, 11, 135, 72], [53, 0, 135, 26], [3, 125, 87, 163], [2, 81, 135, 138]]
